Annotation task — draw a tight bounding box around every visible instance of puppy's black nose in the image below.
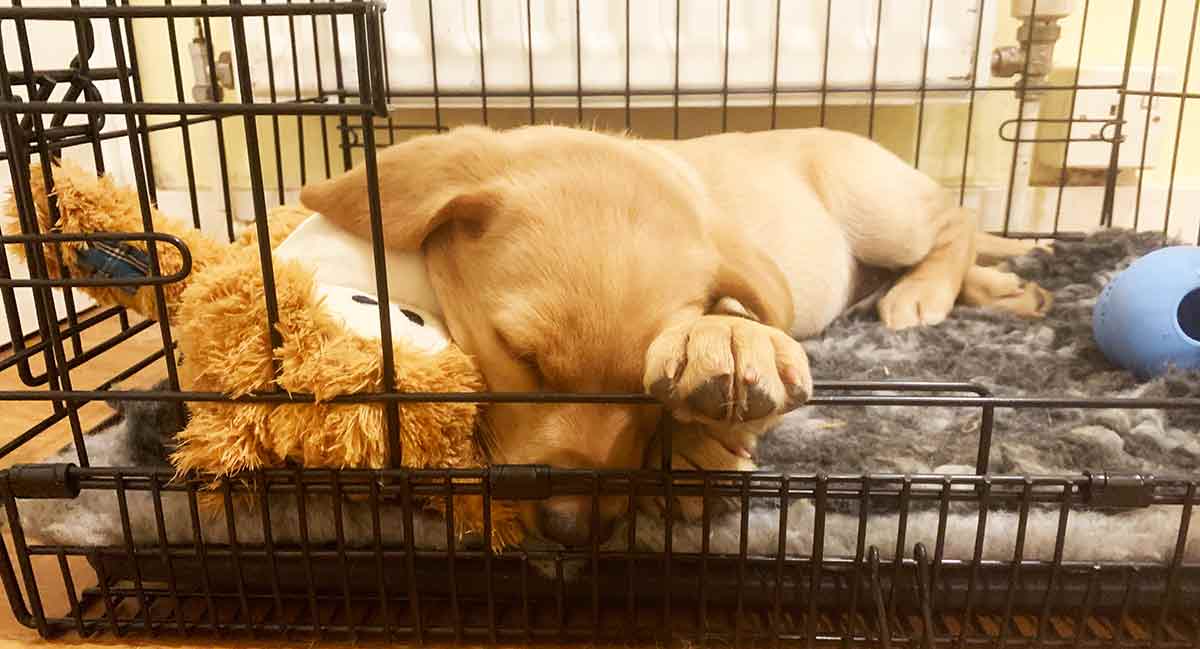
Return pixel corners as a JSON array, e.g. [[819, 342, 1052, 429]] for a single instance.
[[538, 496, 616, 547]]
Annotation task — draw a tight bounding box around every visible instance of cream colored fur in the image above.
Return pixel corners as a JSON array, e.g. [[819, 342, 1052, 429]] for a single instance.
[[301, 125, 1051, 544]]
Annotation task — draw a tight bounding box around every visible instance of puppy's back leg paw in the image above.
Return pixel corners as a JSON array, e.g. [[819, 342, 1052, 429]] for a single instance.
[[878, 276, 959, 330], [961, 265, 1052, 318]]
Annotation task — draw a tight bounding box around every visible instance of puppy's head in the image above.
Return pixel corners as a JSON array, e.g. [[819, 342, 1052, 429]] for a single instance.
[[302, 125, 789, 546]]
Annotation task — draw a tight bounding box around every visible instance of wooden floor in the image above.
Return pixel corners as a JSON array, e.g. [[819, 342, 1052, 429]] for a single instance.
[[0, 311, 267, 648], [0, 310, 538, 648], [0, 311, 165, 465], [0, 311, 151, 647]]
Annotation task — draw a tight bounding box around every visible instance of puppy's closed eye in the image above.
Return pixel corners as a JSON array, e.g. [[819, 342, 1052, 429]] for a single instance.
[[495, 329, 545, 384], [513, 349, 543, 382]]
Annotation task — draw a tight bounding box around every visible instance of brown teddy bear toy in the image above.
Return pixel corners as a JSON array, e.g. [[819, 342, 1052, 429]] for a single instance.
[[5, 161, 522, 549]]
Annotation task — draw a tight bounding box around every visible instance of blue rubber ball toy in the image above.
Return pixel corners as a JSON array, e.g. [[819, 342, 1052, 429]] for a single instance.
[[1093, 245, 1200, 379]]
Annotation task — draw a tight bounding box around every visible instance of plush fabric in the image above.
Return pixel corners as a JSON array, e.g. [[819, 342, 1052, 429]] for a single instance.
[[767, 229, 1200, 480], [2, 161, 522, 549], [6, 162, 231, 318], [272, 208, 443, 321], [11, 391, 456, 550]]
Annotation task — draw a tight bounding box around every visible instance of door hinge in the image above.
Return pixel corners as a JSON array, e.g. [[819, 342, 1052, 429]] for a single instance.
[[2, 464, 81, 499], [489, 465, 551, 500], [1084, 471, 1154, 508]]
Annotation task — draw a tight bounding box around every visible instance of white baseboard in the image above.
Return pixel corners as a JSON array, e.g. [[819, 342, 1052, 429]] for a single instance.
[[153, 181, 1200, 245], [961, 184, 1200, 243]]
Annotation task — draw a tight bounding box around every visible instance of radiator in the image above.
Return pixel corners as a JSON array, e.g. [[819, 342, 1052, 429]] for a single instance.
[[244, 1, 997, 106]]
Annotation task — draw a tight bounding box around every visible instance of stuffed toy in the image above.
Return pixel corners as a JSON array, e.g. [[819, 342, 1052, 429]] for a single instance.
[[3, 161, 522, 548]]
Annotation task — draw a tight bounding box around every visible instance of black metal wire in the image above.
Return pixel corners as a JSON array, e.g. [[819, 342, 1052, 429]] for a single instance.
[[1001, 0, 1041, 237], [997, 478, 1034, 649], [326, 3, 353, 173], [194, 1, 235, 242], [112, 473, 152, 633], [0, 2, 368, 18], [287, 0, 309, 187], [2, 3, 91, 465], [54, 547, 84, 637], [118, 0, 158, 208], [475, 0, 488, 126], [57, 6, 90, 358], [162, 0, 201, 230], [867, 0, 884, 139], [311, 0, 332, 178], [184, 482, 218, 633], [672, 0, 681, 139], [574, 0, 583, 125], [261, 0, 286, 207], [1133, 0, 1170, 232], [0, 2, 1198, 646], [818, 0, 833, 127], [1052, 0, 1092, 237], [1164, 0, 1200, 237], [525, 0, 535, 125], [719, 0, 731, 133], [623, 0, 631, 131], [6, 386, 1200, 411], [1100, 0, 1144, 228]]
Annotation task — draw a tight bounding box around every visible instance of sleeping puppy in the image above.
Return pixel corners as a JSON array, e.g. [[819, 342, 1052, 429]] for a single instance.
[[300, 125, 1049, 546]]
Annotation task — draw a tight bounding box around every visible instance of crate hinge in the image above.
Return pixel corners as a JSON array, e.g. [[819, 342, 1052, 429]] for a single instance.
[[1084, 471, 1154, 508], [488, 464, 551, 500], [0, 464, 81, 499]]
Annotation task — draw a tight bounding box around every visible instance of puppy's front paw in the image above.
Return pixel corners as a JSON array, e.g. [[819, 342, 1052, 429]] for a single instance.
[[644, 315, 812, 429]]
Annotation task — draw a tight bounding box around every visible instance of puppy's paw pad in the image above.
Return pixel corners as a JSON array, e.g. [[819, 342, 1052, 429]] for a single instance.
[[992, 280, 1053, 318], [644, 315, 811, 425]]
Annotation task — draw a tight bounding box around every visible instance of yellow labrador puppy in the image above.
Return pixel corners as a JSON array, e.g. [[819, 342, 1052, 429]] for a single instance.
[[301, 125, 1048, 546]]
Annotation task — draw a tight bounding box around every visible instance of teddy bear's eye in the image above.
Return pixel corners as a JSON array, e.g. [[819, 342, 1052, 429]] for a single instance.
[[351, 295, 424, 326], [401, 309, 425, 326]]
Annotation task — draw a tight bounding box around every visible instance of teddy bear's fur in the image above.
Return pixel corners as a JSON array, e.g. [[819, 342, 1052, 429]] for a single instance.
[[4, 161, 522, 548]]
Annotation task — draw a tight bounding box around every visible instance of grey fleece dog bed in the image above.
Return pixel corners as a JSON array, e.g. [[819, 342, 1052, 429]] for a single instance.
[[9, 229, 1200, 568]]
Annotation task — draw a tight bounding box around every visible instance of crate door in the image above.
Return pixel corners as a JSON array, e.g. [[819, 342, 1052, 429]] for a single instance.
[[0, 16, 141, 347]]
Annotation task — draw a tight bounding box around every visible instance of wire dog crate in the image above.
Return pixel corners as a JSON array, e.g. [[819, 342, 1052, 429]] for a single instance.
[[1, 0, 1200, 646]]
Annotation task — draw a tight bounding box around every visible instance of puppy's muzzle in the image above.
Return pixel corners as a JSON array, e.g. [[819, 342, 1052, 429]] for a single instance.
[[537, 495, 621, 547]]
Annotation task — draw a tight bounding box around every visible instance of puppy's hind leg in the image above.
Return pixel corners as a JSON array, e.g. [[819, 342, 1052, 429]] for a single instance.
[[806, 131, 978, 330], [875, 206, 978, 330], [974, 232, 1046, 266], [961, 264, 1052, 318]]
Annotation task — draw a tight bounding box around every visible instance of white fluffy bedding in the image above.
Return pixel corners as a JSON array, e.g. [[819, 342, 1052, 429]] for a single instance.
[[9, 406, 1197, 571]]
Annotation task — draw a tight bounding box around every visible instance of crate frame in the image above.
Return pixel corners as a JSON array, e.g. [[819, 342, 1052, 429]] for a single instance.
[[0, 0, 1198, 646]]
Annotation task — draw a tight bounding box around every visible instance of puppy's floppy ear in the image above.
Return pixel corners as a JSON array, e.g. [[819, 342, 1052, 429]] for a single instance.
[[299, 125, 507, 250]]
